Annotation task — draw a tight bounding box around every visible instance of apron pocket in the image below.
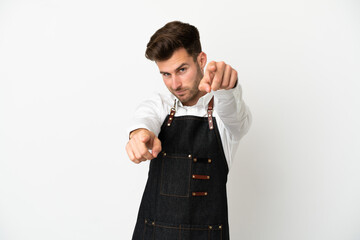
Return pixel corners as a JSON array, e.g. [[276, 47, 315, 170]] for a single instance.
[[180, 223, 223, 240], [155, 225, 180, 240], [144, 219, 222, 240], [180, 228, 210, 239], [160, 152, 192, 197]]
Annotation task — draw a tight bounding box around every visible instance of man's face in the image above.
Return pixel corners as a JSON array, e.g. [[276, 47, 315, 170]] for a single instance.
[[156, 48, 206, 106]]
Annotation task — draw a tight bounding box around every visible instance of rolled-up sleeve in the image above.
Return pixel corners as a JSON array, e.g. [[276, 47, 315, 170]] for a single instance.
[[213, 82, 252, 142], [126, 94, 166, 138]]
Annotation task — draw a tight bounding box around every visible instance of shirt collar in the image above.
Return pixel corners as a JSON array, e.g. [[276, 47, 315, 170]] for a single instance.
[[170, 91, 214, 111]]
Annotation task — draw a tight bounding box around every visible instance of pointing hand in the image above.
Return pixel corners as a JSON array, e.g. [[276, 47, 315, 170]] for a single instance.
[[198, 61, 238, 93], [126, 128, 162, 164]]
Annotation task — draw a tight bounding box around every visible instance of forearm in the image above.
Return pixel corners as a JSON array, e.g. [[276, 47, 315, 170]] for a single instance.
[[126, 94, 165, 139], [213, 82, 252, 141]]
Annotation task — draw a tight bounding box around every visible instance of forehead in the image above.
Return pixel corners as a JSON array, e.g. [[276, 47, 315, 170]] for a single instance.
[[156, 48, 194, 72]]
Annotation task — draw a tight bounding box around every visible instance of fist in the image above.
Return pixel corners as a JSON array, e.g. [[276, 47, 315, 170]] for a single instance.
[[198, 61, 238, 93]]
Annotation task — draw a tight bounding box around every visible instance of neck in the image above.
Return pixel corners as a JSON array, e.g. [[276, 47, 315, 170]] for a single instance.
[[182, 91, 207, 106]]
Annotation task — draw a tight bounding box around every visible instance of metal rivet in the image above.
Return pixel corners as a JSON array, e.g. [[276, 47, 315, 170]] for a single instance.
[[207, 176, 210, 179], [209, 225, 212, 229], [210, 126, 213, 129], [188, 154, 192, 158], [192, 192, 196, 196], [192, 175, 195, 178], [169, 117, 172, 120], [152, 222, 155, 225], [205, 192, 208, 195], [167, 123, 170, 126], [209, 120, 212, 123], [219, 225, 222, 229], [163, 152, 166, 156], [193, 158, 197, 162], [145, 219, 147, 223], [208, 159, 212, 163]]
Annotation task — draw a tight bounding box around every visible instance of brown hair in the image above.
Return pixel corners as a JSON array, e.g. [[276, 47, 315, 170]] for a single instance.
[[145, 21, 202, 62]]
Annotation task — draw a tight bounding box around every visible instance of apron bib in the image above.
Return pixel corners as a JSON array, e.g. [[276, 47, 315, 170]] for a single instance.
[[132, 97, 230, 240]]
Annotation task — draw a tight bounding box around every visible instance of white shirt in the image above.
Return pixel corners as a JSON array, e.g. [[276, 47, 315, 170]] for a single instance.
[[127, 83, 252, 170]]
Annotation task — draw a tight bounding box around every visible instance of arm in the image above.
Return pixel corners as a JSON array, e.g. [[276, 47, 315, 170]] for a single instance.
[[126, 94, 164, 138], [125, 94, 165, 164], [213, 83, 252, 141], [199, 61, 252, 141]]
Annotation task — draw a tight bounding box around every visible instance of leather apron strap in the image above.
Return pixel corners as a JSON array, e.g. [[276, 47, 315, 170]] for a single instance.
[[167, 96, 214, 130]]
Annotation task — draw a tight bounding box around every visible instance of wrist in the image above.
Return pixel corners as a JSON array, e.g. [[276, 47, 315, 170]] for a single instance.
[[129, 128, 147, 139]]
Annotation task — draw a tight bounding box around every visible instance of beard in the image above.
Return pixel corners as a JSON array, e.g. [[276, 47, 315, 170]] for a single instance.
[[173, 63, 205, 106]]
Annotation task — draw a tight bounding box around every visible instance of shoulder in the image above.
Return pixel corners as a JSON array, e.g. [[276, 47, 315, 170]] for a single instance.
[[157, 91, 175, 109], [136, 90, 173, 114]]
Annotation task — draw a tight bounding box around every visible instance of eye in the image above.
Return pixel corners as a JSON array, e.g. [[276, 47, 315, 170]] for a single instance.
[[179, 68, 187, 73], [162, 73, 171, 78]]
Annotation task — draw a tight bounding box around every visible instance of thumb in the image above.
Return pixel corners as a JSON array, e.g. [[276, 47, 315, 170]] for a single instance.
[[151, 137, 162, 158]]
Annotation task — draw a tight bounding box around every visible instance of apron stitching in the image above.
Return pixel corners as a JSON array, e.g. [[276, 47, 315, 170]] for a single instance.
[[212, 118, 229, 174], [159, 193, 190, 197], [154, 223, 217, 231], [188, 156, 192, 197], [152, 222, 155, 240], [134, 98, 229, 239], [159, 154, 192, 197], [142, 219, 146, 240]]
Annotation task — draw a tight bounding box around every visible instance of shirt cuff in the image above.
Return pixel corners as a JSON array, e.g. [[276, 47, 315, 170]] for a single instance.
[[126, 122, 161, 139], [212, 80, 240, 98], [126, 124, 151, 139]]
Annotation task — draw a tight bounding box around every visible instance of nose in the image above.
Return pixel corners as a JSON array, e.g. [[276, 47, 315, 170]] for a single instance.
[[171, 75, 182, 90]]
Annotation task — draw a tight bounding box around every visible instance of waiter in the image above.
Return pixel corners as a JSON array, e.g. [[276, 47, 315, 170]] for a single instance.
[[126, 21, 252, 240]]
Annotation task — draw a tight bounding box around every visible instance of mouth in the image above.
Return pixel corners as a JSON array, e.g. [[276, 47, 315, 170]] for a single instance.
[[175, 89, 187, 96]]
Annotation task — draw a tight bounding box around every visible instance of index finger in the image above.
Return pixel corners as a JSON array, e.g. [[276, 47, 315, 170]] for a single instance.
[[211, 61, 225, 91], [198, 70, 212, 93], [132, 138, 154, 160], [151, 137, 162, 158], [206, 61, 217, 73]]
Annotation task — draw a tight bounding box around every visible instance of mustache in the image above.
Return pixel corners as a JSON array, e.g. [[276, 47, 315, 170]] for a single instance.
[[174, 87, 186, 92]]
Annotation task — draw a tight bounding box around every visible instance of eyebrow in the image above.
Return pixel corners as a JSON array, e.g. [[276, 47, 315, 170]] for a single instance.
[[160, 63, 189, 75]]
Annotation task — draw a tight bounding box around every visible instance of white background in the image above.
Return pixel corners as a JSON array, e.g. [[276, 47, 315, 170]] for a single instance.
[[1, 0, 359, 239]]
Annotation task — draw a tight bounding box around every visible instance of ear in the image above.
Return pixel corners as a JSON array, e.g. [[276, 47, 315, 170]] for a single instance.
[[197, 52, 207, 70]]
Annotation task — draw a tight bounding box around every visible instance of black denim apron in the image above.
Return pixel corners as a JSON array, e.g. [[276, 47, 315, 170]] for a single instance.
[[132, 97, 230, 240]]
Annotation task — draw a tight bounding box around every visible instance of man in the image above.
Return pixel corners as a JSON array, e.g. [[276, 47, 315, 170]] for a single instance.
[[126, 21, 252, 240]]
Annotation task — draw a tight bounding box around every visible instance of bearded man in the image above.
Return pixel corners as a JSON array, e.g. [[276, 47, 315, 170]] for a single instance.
[[126, 20, 252, 240]]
